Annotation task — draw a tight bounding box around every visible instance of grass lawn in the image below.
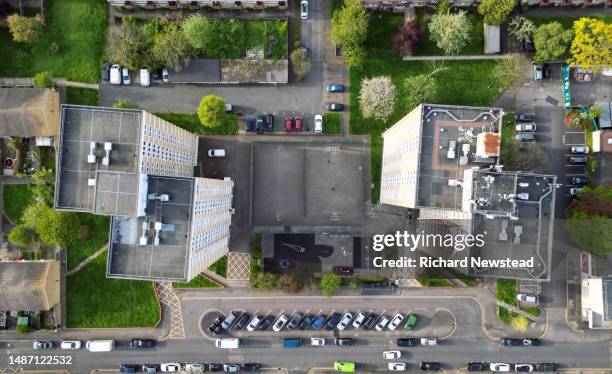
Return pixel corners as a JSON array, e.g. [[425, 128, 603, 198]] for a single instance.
[[67, 251, 160, 328], [245, 19, 288, 60], [2, 185, 35, 223], [173, 274, 221, 288], [154, 113, 237, 135], [496, 278, 518, 306], [292, 0, 302, 48], [323, 113, 342, 134], [209, 256, 228, 277], [67, 214, 110, 271], [0, 0, 107, 83], [65, 87, 99, 106], [414, 9, 484, 56], [528, 16, 612, 29], [501, 112, 516, 148], [417, 269, 454, 287], [38, 147, 56, 171]]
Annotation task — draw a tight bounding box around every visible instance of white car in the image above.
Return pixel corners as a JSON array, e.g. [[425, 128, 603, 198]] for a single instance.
[[388, 313, 404, 331], [314, 114, 323, 133], [300, 0, 308, 19], [184, 363, 206, 373], [310, 337, 326, 346], [60, 341, 81, 350], [515, 364, 534, 373], [375, 315, 390, 331], [571, 145, 589, 154], [383, 350, 401, 360], [246, 315, 262, 332], [490, 363, 512, 372], [352, 312, 366, 328], [336, 312, 353, 331], [516, 293, 539, 304], [272, 315, 288, 332], [122, 67, 131, 85], [570, 187, 583, 196], [110, 64, 121, 85], [388, 362, 407, 371], [162, 68, 169, 83], [420, 337, 438, 346], [160, 363, 181, 372], [515, 123, 536, 132], [223, 364, 240, 373], [207, 149, 226, 158], [140, 68, 150, 87]]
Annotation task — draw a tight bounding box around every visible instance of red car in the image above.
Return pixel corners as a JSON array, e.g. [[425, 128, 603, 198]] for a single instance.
[[294, 115, 302, 131], [285, 115, 293, 132]]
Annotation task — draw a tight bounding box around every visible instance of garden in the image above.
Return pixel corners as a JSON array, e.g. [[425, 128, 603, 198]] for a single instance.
[[496, 279, 540, 331]]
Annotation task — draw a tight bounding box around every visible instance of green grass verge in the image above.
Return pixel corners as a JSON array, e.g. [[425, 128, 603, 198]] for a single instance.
[[414, 9, 484, 56], [209, 256, 228, 277], [39, 147, 56, 171], [417, 269, 454, 287], [323, 112, 342, 134], [245, 19, 288, 60], [528, 16, 612, 29], [65, 87, 99, 106], [520, 306, 541, 317], [154, 113, 237, 135], [501, 112, 516, 148], [497, 305, 518, 324], [2, 185, 35, 223], [173, 274, 221, 288], [496, 278, 518, 306], [0, 0, 107, 83], [67, 251, 160, 328], [67, 214, 110, 271]]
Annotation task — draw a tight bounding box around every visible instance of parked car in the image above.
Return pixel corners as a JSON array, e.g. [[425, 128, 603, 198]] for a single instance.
[[383, 351, 401, 360], [184, 363, 206, 372], [374, 315, 390, 331], [535, 363, 557, 372], [335, 361, 356, 373], [247, 315, 262, 332], [571, 146, 589, 154], [208, 364, 223, 372], [420, 337, 438, 346], [515, 123, 536, 132], [102, 63, 111, 82], [223, 364, 240, 373], [33, 341, 53, 350], [324, 312, 342, 331], [300, 0, 308, 19], [119, 364, 140, 373], [256, 115, 265, 134], [272, 315, 288, 332], [162, 68, 169, 82], [234, 313, 251, 330], [388, 313, 404, 331], [501, 338, 540, 347], [110, 64, 121, 85], [310, 337, 325, 346], [314, 114, 323, 133], [286, 312, 304, 331], [285, 115, 293, 132], [335, 338, 353, 346], [299, 314, 314, 330], [208, 149, 226, 158], [362, 313, 378, 330], [142, 364, 160, 373], [258, 315, 274, 331], [209, 318, 223, 334], [327, 102, 344, 111], [129, 339, 156, 349], [160, 363, 181, 372], [419, 362, 441, 371], [515, 113, 535, 122], [294, 115, 302, 131], [517, 293, 539, 304], [515, 364, 535, 373], [490, 363, 513, 372], [569, 156, 587, 164], [336, 312, 353, 331], [245, 116, 255, 132], [404, 314, 418, 331], [467, 363, 489, 371], [388, 362, 408, 371], [327, 84, 345, 93], [570, 187, 584, 196], [569, 176, 589, 185], [266, 114, 274, 131], [352, 312, 367, 328], [333, 266, 353, 276], [122, 68, 131, 85], [60, 341, 81, 350], [516, 132, 535, 142], [311, 314, 327, 330], [533, 64, 543, 82], [220, 311, 239, 330], [397, 338, 419, 347], [140, 68, 150, 87], [240, 363, 262, 373]]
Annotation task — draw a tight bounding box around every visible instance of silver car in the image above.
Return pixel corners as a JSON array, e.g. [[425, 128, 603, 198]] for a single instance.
[[336, 312, 353, 331]]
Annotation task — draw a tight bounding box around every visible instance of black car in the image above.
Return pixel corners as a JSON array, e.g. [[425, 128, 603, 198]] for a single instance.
[[299, 314, 314, 330], [327, 103, 344, 111], [102, 63, 111, 82], [256, 115, 265, 134], [324, 312, 342, 331], [501, 338, 541, 347], [209, 317, 223, 334], [362, 313, 379, 330], [266, 113, 274, 131], [286, 312, 304, 330], [332, 266, 354, 276], [515, 113, 536, 122], [258, 315, 275, 331], [420, 362, 441, 371], [569, 176, 589, 185], [467, 362, 488, 371], [234, 313, 251, 330], [241, 363, 262, 372], [119, 364, 140, 373], [569, 156, 587, 164], [208, 363, 223, 372], [542, 63, 552, 79], [129, 338, 156, 349], [245, 116, 255, 132], [536, 363, 557, 372], [362, 281, 396, 289], [397, 338, 419, 347], [335, 338, 353, 346], [516, 132, 535, 142]]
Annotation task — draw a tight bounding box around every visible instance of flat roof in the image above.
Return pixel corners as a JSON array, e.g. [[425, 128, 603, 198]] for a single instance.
[[417, 105, 502, 210], [168, 59, 220, 83], [107, 176, 194, 281], [55, 105, 142, 216]]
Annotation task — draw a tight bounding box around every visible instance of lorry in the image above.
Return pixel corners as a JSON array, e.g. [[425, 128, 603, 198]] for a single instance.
[[282, 338, 302, 348], [214, 338, 240, 349]]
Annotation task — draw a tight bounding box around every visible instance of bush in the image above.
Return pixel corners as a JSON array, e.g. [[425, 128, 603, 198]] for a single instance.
[[8, 224, 36, 247], [16, 324, 31, 334], [511, 315, 529, 332], [32, 71, 53, 88], [290, 48, 311, 81], [320, 273, 342, 297], [197, 95, 231, 129], [392, 20, 422, 57], [429, 11, 471, 55], [359, 76, 396, 121], [478, 0, 515, 26], [7, 14, 42, 43], [251, 272, 280, 290], [279, 273, 303, 294], [113, 99, 138, 109], [533, 22, 572, 63]]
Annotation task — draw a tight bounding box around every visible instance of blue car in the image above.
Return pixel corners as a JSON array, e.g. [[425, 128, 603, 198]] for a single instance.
[[245, 116, 254, 132], [310, 314, 327, 330], [326, 84, 345, 93]]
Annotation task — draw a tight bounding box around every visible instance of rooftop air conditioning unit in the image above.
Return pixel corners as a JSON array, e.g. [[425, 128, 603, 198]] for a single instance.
[[88, 142, 96, 164], [102, 142, 112, 166]]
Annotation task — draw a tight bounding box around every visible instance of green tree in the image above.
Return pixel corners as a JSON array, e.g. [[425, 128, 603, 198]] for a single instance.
[[508, 16, 537, 44], [32, 71, 52, 88], [569, 17, 612, 72], [565, 212, 612, 256], [290, 48, 311, 81], [436, 0, 451, 15], [8, 224, 36, 247], [107, 19, 148, 70], [533, 22, 573, 63], [429, 11, 471, 55], [151, 21, 190, 70], [182, 16, 210, 53], [197, 95, 229, 128], [24, 205, 80, 247], [320, 273, 342, 297], [7, 14, 42, 43], [34, 183, 54, 206], [478, 0, 515, 26], [403, 68, 446, 110], [359, 75, 397, 121], [331, 0, 368, 69]]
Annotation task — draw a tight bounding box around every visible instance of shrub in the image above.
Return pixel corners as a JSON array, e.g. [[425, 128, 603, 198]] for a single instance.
[[533, 22, 572, 63], [511, 315, 529, 332], [7, 14, 42, 43], [197, 95, 230, 128], [33, 71, 53, 88], [392, 20, 422, 57], [113, 100, 138, 109], [320, 273, 342, 297], [290, 48, 311, 81], [478, 0, 515, 26], [429, 11, 471, 55], [16, 324, 31, 334], [8, 225, 36, 247], [358, 76, 396, 121]]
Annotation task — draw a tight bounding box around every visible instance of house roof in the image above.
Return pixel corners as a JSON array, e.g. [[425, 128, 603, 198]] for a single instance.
[[0, 261, 60, 311], [0, 88, 61, 137]]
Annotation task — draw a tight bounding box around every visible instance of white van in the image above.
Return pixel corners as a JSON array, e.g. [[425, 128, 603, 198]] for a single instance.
[[110, 65, 121, 85], [140, 68, 150, 87], [215, 338, 239, 349], [85, 340, 114, 352]]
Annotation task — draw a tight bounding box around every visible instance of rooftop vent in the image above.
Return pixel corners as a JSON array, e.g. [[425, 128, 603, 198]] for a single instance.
[[102, 142, 112, 166], [88, 142, 96, 164]]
